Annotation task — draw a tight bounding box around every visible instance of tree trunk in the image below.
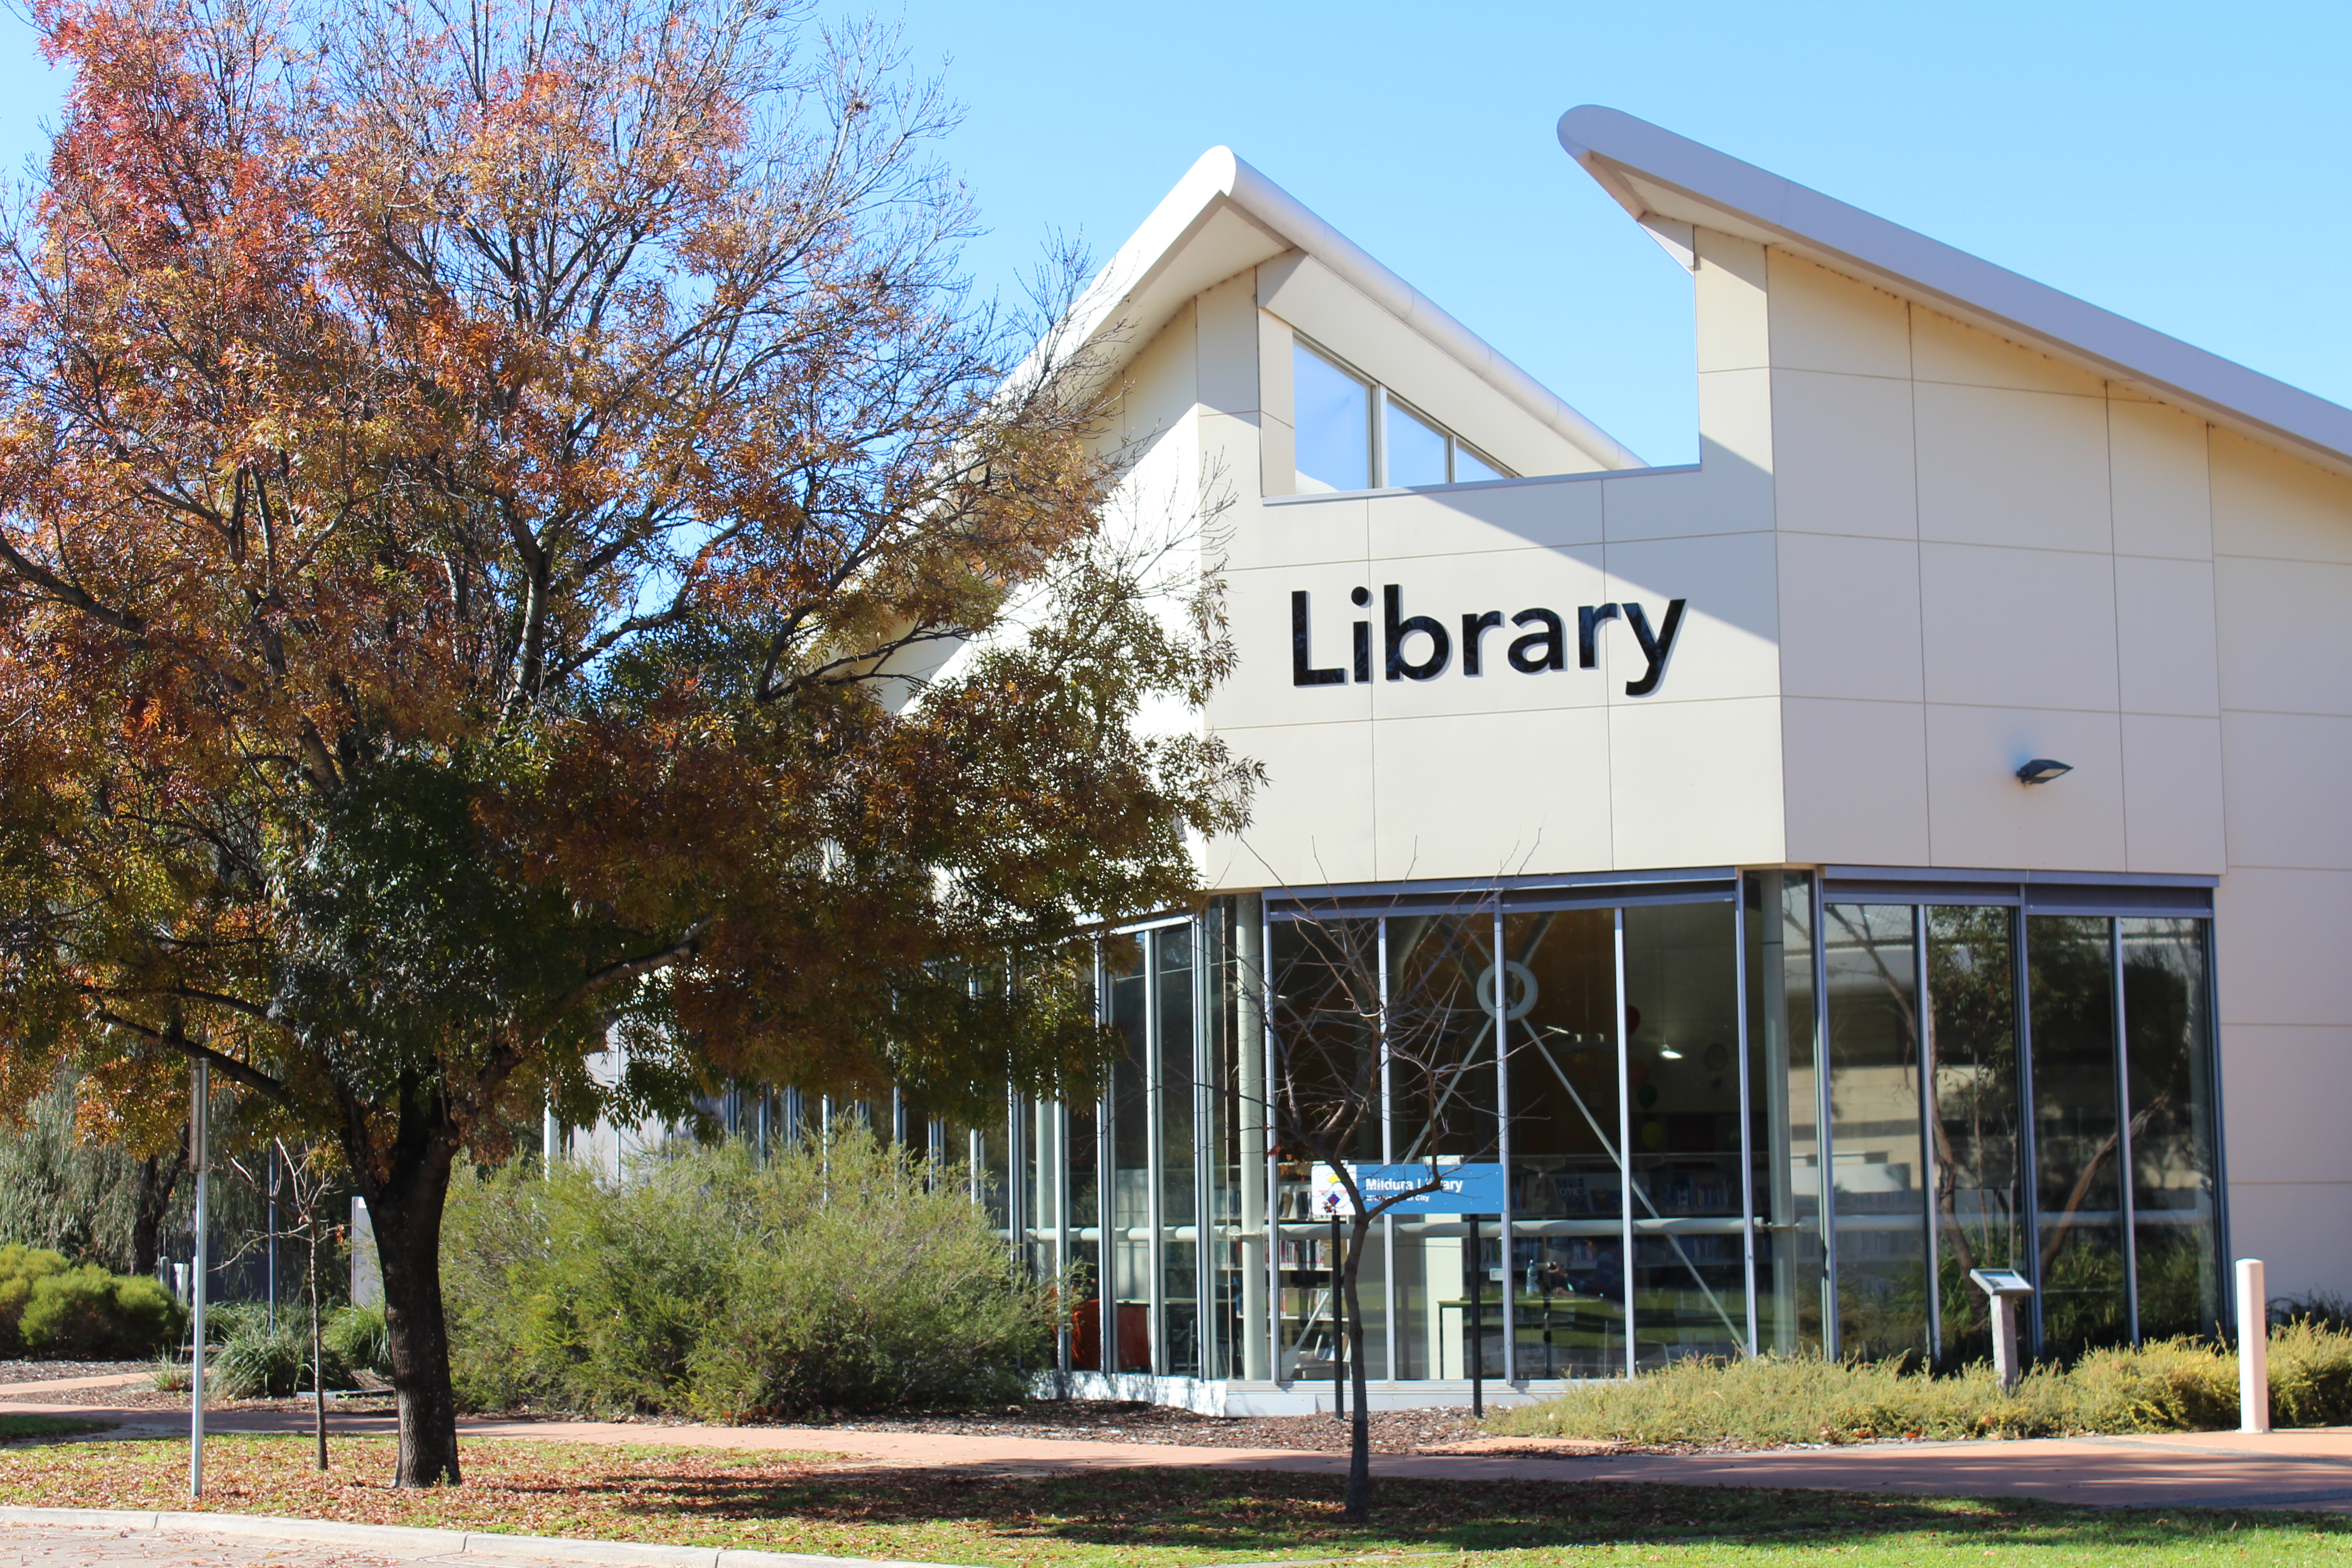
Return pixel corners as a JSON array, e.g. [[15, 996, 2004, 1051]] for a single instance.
[[1342, 1215, 1372, 1525], [345, 1098, 464, 1488], [129, 1148, 188, 1278]]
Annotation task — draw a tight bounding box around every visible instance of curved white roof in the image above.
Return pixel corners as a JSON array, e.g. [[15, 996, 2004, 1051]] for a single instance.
[[1558, 105, 2352, 476]]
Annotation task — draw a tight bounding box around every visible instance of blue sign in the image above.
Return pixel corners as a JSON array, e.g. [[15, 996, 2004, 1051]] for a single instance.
[[1312, 1162, 1506, 1215]]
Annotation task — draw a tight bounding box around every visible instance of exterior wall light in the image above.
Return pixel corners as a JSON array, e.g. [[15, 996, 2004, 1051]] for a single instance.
[[2016, 758, 2073, 785]]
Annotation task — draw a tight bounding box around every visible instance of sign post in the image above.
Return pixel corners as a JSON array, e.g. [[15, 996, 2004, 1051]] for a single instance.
[[1467, 1214, 1484, 1419], [189, 1058, 208, 1499], [1968, 1268, 2034, 1392], [1313, 1164, 1505, 1418]]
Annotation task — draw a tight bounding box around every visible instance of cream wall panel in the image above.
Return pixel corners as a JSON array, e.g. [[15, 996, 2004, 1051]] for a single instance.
[[1913, 382, 2112, 554], [1228, 495, 1367, 574], [1918, 544, 2118, 711], [2221, 711, 2352, 870], [1600, 458, 1771, 542], [1366, 475, 1605, 560], [1780, 697, 1930, 865], [1769, 370, 1917, 540], [2213, 867, 2352, 1026], [2107, 399, 2214, 561], [2223, 1180, 2352, 1300], [2209, 428, 2352, 563], [1608, 697, 1785, 868], [1371, 708, 1614, 881], [1775, 532, 1923, 702], [2213, 554, 2352, 716], [1257, 308, 1297, 496], [1195, 272, 1259, 417], [1764, 253, 1911, 378], [1197, 411, 1260, 544], [1922, 703, 2126, 870], [2114, 555, 2220, 717], [1602, 531, 1780, 704], [2120, 712, 2225, 873], [1908, 306, 2106, 396], [1695, 230, 1769, 373], [1208, 721, 1378, 889], [1118, 300, 1197, 447], [2215, 1027, 2352, 1185], [1208, 562, 1374, 733]]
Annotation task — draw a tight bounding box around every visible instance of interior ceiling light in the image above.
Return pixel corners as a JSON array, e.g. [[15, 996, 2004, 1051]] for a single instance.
[[2016, 758, 2073, 785]]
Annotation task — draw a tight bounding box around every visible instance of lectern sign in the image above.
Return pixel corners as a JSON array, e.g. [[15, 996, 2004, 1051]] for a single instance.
[[1310, 1162, 1506, 1216]]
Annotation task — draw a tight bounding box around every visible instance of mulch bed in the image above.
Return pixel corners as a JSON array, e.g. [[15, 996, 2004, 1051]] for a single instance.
[[0, 1358, 153, 1384], [793, 1400, 1489, 1454]]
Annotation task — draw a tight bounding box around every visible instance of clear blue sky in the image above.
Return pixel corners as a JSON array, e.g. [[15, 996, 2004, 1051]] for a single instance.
[[5, 0, 2343, 466]]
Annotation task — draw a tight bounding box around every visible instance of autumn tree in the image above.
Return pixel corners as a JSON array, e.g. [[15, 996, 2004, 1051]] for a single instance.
[[0, 0, 1250, 1486]]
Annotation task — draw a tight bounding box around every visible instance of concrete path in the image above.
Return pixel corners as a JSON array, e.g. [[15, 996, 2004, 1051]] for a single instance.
[[13, 1391, 2352, 1513]]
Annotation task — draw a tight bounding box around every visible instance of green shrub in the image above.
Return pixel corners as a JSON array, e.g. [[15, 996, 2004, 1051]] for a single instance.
[[441, 1128, 1056, 1420], [0, 1246, 72, 1354], [18, 1265, 182, 1357], [209, 1309, 351, 1398], [1493, 1325, 2352, 1446], [323, 1304, 391, 1378]]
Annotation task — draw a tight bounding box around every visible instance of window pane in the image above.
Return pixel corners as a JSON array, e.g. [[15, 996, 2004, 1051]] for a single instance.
[[1623, 901, 1746, 1369], [2028, 915, 2128, 1359], [1823, 904, 1929, 1362], [1384, 400, 1448, 487], [1107, 941, 1153, 1371], [1926, 906, 2023, 1367], [1503, 906, 1626, 1379], [1156, 925, 1200, 1377], [1454, 443, 1505, 484], [1745, 871, 1824, 1357], [2122, 918, 2222, 1340], [1293, 343, 1370, 492]]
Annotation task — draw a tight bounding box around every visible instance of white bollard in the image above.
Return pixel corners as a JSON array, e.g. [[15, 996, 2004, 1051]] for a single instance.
[[2238, 1257, 2270, 1434]]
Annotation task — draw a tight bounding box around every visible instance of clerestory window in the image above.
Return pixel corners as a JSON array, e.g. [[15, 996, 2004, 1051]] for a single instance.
[[1291, 339, 1511, 494]]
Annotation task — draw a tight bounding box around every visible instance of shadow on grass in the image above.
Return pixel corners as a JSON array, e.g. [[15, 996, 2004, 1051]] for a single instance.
[[576, 1464, 2352, 1558]]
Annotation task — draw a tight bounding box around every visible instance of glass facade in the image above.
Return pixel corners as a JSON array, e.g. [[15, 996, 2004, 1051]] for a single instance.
[[938, 872, 2223, 1388]]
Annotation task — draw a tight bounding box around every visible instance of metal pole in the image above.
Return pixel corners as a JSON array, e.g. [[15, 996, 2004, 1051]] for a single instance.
[[1467, 1213, 1484, 1418], [2113, 918, 2141, 1344], [1734, 883, 1756, 1359], [266, 1146, 278, 1334], [189, 1058, 208, 1499], [1615, 906, 1634, 1380]]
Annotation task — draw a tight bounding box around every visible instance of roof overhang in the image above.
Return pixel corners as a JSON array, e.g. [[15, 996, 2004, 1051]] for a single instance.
[[1040, 148, 1644, 471], [1559, 105, 2352, 479]]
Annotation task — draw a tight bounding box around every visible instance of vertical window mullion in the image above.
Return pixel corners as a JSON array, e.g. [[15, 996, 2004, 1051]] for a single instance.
[[1145, 930, 1166, 1377], [1377, 916, 1396, 1384], [1370, 384, 1388, 488], [1735, 883, 1758, 1359], [2113, 916, 2140, 1345], [2014, 899, 2043, 1357], [1812, 877, 1838, 1361], [1915, 903, 1940, 1363], [1615, 905, 1635, 1379], [1493, 906, 1514, 1383]]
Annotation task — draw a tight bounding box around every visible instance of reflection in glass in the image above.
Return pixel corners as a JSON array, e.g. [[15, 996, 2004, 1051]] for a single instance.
[[2122, 919, 2223, 1340], [1384, 400, 1449, 487], [1454, 443, 1505, 484], [1503, 907, 1626, 1378], [2029, 916, 2128, 1358], [1293, 344, 1370, 492], [1157, 927, 1200, 1376], [1823, 904, 1928, 1362], [1107, 940, 1153, 1372], [1267, 918, 1386, 1381], [1067, 1093, 1103, 1371], [1926, 906, 2023, 1367], [1383, 915, 1498, 1379], [1623, 902, 1747, 1367], [1745, 872, 1824, 1356]]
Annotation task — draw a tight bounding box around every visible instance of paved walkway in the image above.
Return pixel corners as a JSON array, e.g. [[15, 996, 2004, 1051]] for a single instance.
[[12, 1384, 2352, 1513]]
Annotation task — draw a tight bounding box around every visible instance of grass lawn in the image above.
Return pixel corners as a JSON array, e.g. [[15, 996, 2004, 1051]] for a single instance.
[[0, 1435, 2347, 1567], [0, 1414, 113, 1441]]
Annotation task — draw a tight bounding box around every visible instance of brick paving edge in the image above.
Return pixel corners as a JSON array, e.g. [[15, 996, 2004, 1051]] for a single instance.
[[0, 1505, 984, 1568]]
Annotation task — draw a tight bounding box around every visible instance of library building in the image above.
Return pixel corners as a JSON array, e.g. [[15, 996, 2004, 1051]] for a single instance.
[[697, 108, 2352, 1411]]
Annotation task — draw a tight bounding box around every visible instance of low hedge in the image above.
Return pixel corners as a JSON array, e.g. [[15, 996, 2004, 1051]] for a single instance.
[[0, 1245, 181, 1358], [1491, 1320, 2352, 1445]]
